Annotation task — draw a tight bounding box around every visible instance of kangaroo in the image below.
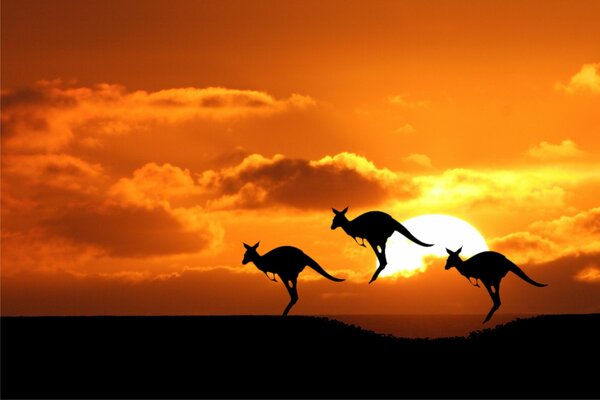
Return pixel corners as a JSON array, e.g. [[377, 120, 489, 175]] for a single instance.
[[445, 247, 548, 323], [331, 207, 433, 284], [242, 242, 344, 316]]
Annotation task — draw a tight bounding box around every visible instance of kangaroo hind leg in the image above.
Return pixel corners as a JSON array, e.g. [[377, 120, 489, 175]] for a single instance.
[[368, 241, 388, 284], [482, 281, 501, 324], [281, 277, 299, 317]]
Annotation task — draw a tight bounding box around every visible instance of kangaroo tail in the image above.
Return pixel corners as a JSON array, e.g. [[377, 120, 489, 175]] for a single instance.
[[306, 257, 345, 282], [507, 260, 547, 287], [394, 220, 433, 247]]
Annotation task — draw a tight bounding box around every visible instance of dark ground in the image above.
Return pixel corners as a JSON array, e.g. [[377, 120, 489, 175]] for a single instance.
[[2, 314, 598, 399]]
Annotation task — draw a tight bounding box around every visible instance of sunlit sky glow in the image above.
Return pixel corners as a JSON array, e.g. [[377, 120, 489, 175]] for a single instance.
[[381, 214, 489, 278], [2, 0, 599, 316]]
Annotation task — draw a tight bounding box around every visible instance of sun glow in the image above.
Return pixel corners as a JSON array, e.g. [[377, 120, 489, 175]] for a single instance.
[[380, 214, 489, 278]]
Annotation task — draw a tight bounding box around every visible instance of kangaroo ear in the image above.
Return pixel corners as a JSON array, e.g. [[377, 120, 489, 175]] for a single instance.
[[456, 246, 463, 254], [332, 208, 339, 215], [243, 242, 251, 250], [446, 248, 453, 255], [252, 241, 260, 249], [341, 206, 348, 214]]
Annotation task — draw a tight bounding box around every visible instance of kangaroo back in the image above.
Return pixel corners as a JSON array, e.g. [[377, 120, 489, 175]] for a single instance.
[[305, 256, 344, 282], [507, 259, 547, 287], [394, 220, 433, 247]]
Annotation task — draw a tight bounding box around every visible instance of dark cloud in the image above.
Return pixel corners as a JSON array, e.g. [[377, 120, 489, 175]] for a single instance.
[[577, 208, 600, 234], [44, 205, 214, 257], [528, 251, 600, 280], [202, 153, 416, 210], [1, 85, 78, 110], [513, 251, 600, 313], [489, 232, 556, 260]]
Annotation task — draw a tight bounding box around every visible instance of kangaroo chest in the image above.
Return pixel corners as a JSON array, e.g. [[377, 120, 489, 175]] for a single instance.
[[256, 262, 276, 274], [457, 265, 479, 279]]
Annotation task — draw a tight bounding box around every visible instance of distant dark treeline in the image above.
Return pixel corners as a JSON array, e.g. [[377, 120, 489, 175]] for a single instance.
[[2, 314, 598, 398]]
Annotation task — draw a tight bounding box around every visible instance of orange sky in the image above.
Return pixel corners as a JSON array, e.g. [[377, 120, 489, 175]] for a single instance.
[[2, 0, 599, 316]]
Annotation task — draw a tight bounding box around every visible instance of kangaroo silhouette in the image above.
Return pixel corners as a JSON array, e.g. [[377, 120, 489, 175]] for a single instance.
[[331, 207, 433, 283], [242, 242, 344, 316], [445, 247, 548, 323]]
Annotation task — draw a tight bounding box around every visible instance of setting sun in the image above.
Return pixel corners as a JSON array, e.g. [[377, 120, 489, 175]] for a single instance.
[[381, 214, 489, 278]]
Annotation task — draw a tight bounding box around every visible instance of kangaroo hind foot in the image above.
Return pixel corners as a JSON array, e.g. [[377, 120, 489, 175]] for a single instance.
[[369, 264, 386, 284], [281, 279, 298, 316]]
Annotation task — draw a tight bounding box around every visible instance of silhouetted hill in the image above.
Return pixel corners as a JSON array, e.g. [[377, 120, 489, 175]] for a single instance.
[[2, 314, 598, 398]]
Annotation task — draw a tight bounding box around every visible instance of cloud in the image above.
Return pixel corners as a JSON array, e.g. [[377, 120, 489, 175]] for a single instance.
[[1, 81, 316, 151], [525, 251, 600, 289], [199, 152, 416, 210], [109, 162, 200, 208], [0, 230, 103, 276], [2, 203, 224, 268], [527, 139, 584, 160], [489, 232, 558, 264], [43, 204, 222, 258], [388, 164, 600, 244], [555, 63, 600, 94], [2, 154, 105, 193], [574, 266, 600, 283], [489, 207, 600, 265], [394, 123, 416, 134], [410, 167, 572, 212], [1, 153, 109, 223], [516, 251, 600, 313], [388, 94, 430, 108], [2, 159, 225, 267], [403, 153, 433, 169], [530, 207, 600, 244]]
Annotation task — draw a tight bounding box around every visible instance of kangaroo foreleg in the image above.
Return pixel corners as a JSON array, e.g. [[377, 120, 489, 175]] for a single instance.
[[468, 277, 480, 287], [353, 237, 366, 247], [264, 271, 278, 282]]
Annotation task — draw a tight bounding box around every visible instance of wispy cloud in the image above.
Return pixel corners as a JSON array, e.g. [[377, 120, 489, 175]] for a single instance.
[[527, 139, 585, 160], [403, 153, 433, 169], [1, 81, 316, 151], [530, 206, 600, 244], [490, 207, 600, 265], [394, 123, 417, 134], [555, 63, 600, 94], [387, 93, 430, 108], [2, 154, 105, 193], [574, 266, 600, 283]]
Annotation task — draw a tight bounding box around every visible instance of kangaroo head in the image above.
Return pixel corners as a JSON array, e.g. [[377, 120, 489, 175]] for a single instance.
[[242, 241, 260, 265], [444, 247, 463, 270], [331, 207, 349, 230]]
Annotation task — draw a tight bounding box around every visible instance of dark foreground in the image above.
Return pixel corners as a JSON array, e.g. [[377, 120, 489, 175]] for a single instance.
[[2, 314, 598, 399]]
